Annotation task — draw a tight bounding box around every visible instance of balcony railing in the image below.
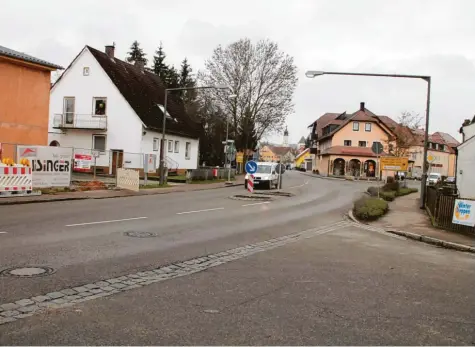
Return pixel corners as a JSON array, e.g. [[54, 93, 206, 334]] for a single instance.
[[53, 113, 107, 130]]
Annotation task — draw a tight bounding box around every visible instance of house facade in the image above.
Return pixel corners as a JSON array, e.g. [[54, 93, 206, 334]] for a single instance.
[[259, 145, 295, 163], [407, 131, 459, 178], [310, 102, 395, 178], [457, 117, 475, 198], [0, 45, 62, 159], [48, 45, 200, 174]]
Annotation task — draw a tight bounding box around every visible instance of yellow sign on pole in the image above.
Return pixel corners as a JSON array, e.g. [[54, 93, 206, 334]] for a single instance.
[[236, 152, 244, 163], [380, 157, 409, 171]]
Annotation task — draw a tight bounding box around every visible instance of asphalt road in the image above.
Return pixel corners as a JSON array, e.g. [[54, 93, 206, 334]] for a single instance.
[[1, 172, 474, 345]]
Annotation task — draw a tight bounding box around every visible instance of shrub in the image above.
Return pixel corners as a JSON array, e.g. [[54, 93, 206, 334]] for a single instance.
[[396, 187, 418, 196], [382, 180, 400, 192], [353, 197, 389, 221], [380, 191, 396, 201], [367, 186, 379, 196]]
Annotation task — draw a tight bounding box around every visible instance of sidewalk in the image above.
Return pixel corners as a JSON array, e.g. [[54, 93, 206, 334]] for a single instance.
[[0, 177, 244, 206], [369, 193, 475, 250]]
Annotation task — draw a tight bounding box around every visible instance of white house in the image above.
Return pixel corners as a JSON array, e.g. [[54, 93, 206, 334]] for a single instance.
[[48, 44, 200, 174], [457, 117, 475, 198]]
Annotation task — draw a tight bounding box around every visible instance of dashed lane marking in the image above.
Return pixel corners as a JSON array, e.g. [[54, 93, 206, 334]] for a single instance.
[[241, 202, 271, 207], [176, 207, 225, 215], [65, 217, 148, 227]]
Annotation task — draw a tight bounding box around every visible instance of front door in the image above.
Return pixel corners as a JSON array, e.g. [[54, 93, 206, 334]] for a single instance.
[[111, 150, 124, 175]]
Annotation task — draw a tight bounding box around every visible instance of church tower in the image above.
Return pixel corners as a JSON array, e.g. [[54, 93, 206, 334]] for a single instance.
[[283, 127, 289, 146]]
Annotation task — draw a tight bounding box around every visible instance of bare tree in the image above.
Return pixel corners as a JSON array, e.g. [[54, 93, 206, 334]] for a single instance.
[[198, 38, 298, 150], [385, 111, 422, 157]]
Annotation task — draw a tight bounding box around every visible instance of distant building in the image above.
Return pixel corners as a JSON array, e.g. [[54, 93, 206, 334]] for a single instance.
[[0, 45, 62, 159]]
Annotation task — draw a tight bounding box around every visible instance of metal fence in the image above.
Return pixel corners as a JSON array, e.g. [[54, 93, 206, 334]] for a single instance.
[[426, 186, 475, 234]]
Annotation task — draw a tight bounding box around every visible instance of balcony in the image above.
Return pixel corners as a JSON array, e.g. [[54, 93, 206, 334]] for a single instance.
[[53, 113, 107, 130]]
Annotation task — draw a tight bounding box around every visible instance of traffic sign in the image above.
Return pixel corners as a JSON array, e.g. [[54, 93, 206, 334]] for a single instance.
[[380, 157, 408, 171], [371, 142, 384, 155], [245, 160, 258, 174], [236, 152, 244, 163], [275, 163, 286, 174]]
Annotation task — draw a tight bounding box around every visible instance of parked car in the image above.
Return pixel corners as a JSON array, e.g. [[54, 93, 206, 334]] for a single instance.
[[446, 176, 456, 183], [244, 162, 278, 190], [427, 173, 442, 185]]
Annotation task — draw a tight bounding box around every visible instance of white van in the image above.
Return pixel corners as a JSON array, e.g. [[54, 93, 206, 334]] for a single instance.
[[427, 172, 442, 185], [244, 162, 279, 189]]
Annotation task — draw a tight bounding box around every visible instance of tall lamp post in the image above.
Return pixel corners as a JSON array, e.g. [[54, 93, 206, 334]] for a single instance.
[[159, 85, 231, 185], [305, 70, 431, 208]]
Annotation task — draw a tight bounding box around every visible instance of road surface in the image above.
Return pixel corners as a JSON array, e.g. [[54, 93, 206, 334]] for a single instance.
[[1, 171, 474, 345]]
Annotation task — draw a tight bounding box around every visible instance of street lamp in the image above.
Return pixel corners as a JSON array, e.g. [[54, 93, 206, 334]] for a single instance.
[[224, 94, 238, 183], [305, 70, 431, 209], [159, 85, 231, 185]]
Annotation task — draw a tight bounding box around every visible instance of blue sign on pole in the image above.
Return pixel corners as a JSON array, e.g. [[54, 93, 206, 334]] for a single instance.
[[245, 160, 258, 174]]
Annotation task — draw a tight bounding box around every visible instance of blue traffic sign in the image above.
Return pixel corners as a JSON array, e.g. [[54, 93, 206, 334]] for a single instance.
[[245, 160, 258, 174]]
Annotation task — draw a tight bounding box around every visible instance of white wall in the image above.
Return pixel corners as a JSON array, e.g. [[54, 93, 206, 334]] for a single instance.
[[49, 47, 143, 154], [457, 139, 475, 199], [141, 130, 199, 170], [462, 123, 475, 141]]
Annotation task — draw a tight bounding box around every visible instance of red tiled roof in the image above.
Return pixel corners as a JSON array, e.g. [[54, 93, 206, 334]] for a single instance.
[[322, 146, 388, 157]]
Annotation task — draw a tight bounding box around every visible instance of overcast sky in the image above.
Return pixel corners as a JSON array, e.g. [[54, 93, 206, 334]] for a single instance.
[[2, 0, 474, 144]]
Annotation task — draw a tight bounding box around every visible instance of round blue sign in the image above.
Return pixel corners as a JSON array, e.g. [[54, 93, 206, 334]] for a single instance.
[[245, 160, 258, 174]]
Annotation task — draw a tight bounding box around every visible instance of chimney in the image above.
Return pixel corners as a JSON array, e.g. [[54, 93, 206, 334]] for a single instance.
[[105, 44, 115, 59], [360, 102, 365, 111], [135, 59, 145, 73]]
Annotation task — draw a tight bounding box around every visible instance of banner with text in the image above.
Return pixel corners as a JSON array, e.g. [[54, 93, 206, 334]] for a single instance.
[[17, 146, 73, 188]]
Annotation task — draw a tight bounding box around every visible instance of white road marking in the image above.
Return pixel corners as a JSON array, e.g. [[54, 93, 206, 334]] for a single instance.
[[176, 207, 224, 215], [66, 217, 148, 227], [0, 231, 7, 234], [241, 202, 271, 207], [287, 180, 309, 189]]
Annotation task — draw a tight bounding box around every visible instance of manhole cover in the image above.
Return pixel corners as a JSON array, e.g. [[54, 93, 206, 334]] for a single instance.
[[230, 195, 273, 201], [0, 266, 55, 278], [124, 231, 158, 238]]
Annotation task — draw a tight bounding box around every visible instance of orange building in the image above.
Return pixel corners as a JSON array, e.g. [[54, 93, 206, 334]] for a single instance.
[[0, 45, 62, 159]]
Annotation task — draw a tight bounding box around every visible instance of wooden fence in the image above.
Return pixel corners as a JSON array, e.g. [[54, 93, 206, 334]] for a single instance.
[[426, 186, 475, 234]]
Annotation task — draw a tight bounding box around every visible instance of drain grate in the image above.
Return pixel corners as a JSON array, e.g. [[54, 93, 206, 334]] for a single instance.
[[124, 231, 158, 238], [0, 266, 56, 278], [230, 194, 273, 201]]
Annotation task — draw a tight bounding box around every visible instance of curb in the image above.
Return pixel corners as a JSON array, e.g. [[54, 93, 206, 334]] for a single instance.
[[0, 182, 243, 206], [347, 210, 475, 254]]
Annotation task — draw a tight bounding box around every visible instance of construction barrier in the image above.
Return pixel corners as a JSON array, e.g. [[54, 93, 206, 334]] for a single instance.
[[0, 165, 33, 193], [116, 168, 139, 192]]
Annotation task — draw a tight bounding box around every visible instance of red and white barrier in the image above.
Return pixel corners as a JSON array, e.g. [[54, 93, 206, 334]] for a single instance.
[[0, 166, 33, 192], [247, 174, 254, 193]]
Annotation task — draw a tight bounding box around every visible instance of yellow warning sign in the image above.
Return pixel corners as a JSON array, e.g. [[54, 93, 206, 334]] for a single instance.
[[236, 152, 244, 163], [380, 157, 409, 171]]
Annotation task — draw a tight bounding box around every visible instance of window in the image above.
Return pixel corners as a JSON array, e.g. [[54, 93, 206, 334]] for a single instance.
[[153, 138, 159, 151], [439, 144, 445, 151], [353, 122, 359, 131], [344, 140, 352, 146], [174, 141, 180, 153], [83, 67, 90, 76], [431, 143, 437, 149], [358, 141, 367, 147], [63, 97, 75, 125], [185, 142, 191, 159], [168, 140, 173, 152], [365, 123, 372, 132], [92, 135, 106, 152], [93, 97, 107, 115]]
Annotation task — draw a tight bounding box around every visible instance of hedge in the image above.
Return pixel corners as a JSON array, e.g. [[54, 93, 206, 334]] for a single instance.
[[353, 197, 389, 221]]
